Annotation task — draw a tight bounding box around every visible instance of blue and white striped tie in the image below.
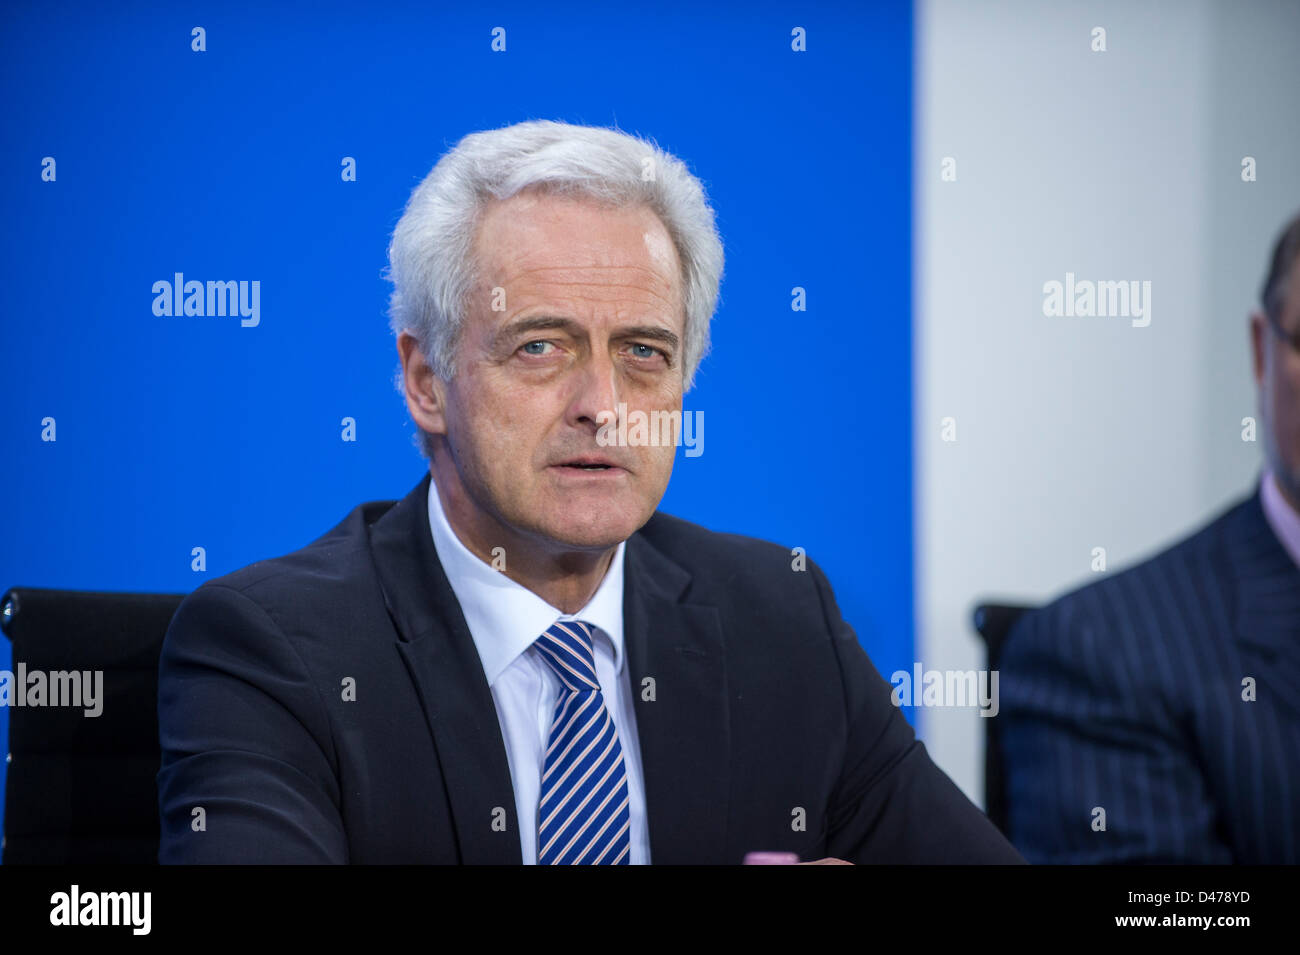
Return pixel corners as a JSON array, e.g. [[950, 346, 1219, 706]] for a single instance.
[[534, 620, 631, 865]]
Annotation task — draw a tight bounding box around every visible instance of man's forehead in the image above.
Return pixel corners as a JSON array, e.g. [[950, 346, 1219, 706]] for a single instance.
[[473, 194, 683, 309], [478, 194, 676, 264], [639, 226, 679, 279]]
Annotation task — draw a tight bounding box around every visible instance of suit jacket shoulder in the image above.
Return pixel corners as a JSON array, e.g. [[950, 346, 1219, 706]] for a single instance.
[[1005, 492, 1252, 669], [634, 510, 829, 617], [999, 488, 1300, 863]]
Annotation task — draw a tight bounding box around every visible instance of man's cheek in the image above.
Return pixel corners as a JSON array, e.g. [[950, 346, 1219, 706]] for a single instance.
[[642, 445, 676, 490]]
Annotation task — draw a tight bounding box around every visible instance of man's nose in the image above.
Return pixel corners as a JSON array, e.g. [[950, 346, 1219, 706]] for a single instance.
[[568, 351, 622, 432]]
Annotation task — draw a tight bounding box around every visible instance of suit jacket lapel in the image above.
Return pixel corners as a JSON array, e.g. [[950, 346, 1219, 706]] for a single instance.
[[368, 472, 522, 864], [1229, 487, 1300, 724], [623, 527, 731, 864], [367, 473, 732, 864]]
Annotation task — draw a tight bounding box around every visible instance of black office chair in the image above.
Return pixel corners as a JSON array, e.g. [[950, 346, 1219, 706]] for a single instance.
[[970, 602, 1033, 838], [1, 586, 185, 863]]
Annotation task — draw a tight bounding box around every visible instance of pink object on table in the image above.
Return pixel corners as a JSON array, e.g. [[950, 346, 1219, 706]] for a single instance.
[[743, 851, 800, 865]]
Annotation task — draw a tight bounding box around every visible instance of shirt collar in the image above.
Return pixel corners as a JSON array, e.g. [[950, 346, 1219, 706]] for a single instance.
[[1260, 468, 1300, 572], [426, 476, 626, 687]]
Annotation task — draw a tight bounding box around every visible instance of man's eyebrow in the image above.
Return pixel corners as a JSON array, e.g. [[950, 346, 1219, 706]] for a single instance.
[[493, 317, 680, 353], [493, 316, 582, 348]]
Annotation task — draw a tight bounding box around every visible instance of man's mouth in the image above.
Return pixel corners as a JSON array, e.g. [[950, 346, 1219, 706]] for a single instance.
[[554, 457, 623, 472]]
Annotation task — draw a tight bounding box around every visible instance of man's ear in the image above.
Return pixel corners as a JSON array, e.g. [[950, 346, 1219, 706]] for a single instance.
[[1250, 310, 1268, 387], [398, 331, 449, 436]]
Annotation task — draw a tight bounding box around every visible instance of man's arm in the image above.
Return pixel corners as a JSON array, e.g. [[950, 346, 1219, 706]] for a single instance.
[[998, 600, 1231, 864], [157, 583, 348, 863], [808, 561, 1025, 863]]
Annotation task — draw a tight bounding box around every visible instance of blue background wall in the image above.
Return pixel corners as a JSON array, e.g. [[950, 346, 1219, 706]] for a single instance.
[[0, 0, 913, 838]]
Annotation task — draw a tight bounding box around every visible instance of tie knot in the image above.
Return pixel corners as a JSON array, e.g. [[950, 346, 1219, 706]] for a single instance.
[[534, 620, 599, 692]]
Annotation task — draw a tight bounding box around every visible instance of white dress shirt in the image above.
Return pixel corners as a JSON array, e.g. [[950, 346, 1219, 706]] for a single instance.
[[426, 479, 651, 864]]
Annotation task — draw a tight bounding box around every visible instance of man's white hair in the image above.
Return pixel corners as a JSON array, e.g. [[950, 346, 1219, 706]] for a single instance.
[[384, 119, 724, 457]]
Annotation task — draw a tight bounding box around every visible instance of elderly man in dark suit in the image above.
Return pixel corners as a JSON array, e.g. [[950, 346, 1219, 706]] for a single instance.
[[156, 120, 1021, 865], [1000, 212, 1300, 864]]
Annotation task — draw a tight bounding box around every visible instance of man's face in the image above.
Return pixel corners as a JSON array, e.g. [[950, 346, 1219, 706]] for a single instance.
[[1253, 262, 1300, 506], [426, 190, 686, 553]]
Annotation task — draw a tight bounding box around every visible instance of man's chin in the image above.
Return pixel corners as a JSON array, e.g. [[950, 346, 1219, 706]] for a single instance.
[[525, 509, 649, 552], [541, 523, 641, 552]]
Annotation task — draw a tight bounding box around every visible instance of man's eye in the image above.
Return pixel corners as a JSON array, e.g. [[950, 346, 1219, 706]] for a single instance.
[[520, 340, 554, 356], [629, 344, 664, 360]]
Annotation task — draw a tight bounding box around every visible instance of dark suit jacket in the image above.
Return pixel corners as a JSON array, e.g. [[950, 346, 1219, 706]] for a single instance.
[[1000, 484, 1300, 863], [157, 472, 1021, 864]]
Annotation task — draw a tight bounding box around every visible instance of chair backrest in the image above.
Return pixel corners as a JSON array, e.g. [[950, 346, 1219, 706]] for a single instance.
[[1, 586, 185, 864], [970, 602, 1033, 838]]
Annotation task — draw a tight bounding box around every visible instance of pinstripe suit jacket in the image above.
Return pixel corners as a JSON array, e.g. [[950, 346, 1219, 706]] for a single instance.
[[1000, 484, 1300, 863]]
